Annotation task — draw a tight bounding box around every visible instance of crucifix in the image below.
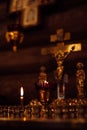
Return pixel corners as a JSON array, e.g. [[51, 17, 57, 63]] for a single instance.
[[41, 29, 82, 99], [50, 28, 71, 42]]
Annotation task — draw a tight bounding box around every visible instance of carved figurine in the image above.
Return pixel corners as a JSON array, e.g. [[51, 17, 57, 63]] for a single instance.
[[38, 66, 47, 86], [76, 62, 85, 98], [35, 66, 50, 104], [54, 46, 75, 81]]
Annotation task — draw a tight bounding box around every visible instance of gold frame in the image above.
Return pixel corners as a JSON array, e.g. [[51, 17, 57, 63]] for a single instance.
[[23, 0, 39, 8], [21, 6, 39, 27], [9, 0, 22, 13]]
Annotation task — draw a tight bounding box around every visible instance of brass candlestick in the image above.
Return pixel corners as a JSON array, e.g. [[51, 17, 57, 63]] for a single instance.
[[35, 66, 51, 105], [20, 96, 24, 107], [20, 87, 24, 107]]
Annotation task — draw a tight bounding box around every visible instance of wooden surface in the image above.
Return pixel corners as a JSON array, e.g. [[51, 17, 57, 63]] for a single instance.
[[0, 118, 87, 130]]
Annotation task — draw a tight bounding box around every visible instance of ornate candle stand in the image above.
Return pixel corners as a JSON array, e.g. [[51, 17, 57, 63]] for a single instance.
[[35, 66, 51, 106], [35, 66, 53, 118]]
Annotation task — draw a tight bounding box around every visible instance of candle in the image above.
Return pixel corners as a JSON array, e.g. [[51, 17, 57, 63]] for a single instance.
[[20, 86, 24, 106], [20, 86, 24, 97]]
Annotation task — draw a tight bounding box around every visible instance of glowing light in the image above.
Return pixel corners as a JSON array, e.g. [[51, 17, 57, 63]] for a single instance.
[[20, 86, 24, 97]]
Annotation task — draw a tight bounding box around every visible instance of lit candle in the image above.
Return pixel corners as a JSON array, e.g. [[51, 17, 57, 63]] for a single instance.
[[20, 86, 24, 97], [20, 86, 24, 106]]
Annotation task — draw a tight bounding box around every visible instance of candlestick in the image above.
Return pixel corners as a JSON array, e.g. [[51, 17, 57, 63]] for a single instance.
[[20, 96, 24, 107], [20, 86, 24, 107]]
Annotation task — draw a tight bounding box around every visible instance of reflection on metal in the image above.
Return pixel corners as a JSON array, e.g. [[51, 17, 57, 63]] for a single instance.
[[66, 43, 81, 52], [41, 42, 81, 55], [49, 98, 87, 119], [29, 99, 42, 119]]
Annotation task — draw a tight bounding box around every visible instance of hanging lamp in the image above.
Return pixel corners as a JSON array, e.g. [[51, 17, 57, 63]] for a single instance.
[[5, 0, 24, 52]]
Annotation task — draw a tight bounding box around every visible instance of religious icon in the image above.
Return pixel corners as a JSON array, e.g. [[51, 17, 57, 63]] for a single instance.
[[10, 0, 22, 13], [21, 6, 39, 27]]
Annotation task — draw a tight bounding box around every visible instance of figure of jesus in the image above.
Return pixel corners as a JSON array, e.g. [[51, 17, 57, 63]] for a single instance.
[[53, 46, 75, 81]]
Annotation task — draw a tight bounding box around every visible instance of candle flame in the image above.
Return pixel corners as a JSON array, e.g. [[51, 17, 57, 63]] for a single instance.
[[20, 87, 24, 97]]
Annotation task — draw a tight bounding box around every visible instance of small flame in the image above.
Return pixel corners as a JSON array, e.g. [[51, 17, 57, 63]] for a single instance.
[[20, 87, 24, 97]]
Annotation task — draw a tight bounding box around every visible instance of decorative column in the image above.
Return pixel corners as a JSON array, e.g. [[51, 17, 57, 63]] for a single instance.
[[35, 66, 54, 118]]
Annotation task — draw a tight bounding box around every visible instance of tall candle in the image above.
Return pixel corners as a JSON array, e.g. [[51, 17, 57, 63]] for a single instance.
[[20, 86, 24, 106], [20, 86, 24, 97]]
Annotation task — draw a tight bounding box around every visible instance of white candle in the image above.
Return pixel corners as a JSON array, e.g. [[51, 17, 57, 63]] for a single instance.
[[20, 86, 24, 106], [20, 86, 24, 97]]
